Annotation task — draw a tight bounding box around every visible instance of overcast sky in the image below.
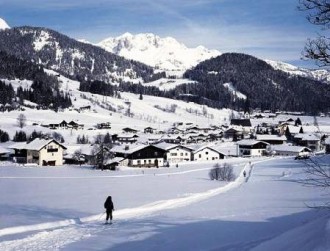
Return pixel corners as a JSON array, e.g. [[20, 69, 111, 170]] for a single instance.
[[1, 0, 321, 68]]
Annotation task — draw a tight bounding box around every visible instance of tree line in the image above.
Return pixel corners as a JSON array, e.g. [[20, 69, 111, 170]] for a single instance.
[[0, 51, 72, 110]]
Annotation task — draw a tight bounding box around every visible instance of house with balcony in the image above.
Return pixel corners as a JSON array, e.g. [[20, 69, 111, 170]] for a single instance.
[[10, 138, 67, 166]]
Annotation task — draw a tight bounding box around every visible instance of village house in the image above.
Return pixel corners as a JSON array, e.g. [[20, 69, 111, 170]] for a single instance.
[[59, 120, 68, 129], [237, 139, 269, 157], [168, 127, 184, 134], [97, 122, 111, 129], [191, 145, 226, 161], [104, 157, 124, 170], [110, 144, 166, 167], [270, 145, 312, 157], [122, 127, 138, 134], [153, 142, 192, 164], [68, 121, 84, 130], [160, 135, 183, 144], [10, 138, 67, 166], [285, 125, 302, 141], [115, 134, 139, 144], [294, 134, 321, 152], [45, 120, 84, 130], [144, 127, 156, 134], [230, 118, 252, 134], [223, 128, 243, 141], [256, 134, 287, 145]]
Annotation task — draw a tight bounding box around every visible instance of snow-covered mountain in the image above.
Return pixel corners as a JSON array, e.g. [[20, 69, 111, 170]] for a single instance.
[[266, 59, 330, 84], [0, 27, 158, 84], [97, 33, 221, 74], [0, 18, 10, 30]]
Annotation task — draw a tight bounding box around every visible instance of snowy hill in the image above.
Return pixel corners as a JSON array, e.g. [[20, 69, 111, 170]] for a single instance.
[[0, 70, 233, 144], [266, 59, 330, 84], [0, 18, 10, 30], [97, 33, 221, 74]]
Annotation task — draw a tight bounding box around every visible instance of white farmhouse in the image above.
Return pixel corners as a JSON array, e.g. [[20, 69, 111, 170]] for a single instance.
[[192, 146, 226, 161], [270, 145, 312, 157], [11, 138, 67, 166]]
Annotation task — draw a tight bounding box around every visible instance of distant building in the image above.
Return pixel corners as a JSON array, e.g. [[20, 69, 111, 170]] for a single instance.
[[256, 135, 287, 145], [237, 140, 269, 157], [271, 145, 312, 157]]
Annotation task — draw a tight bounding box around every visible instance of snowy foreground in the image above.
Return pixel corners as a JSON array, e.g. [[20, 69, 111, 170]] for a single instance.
[[0, 156, 330, 251]]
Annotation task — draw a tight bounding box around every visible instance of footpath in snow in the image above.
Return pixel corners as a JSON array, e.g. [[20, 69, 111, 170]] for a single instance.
[[0, 163, 253, 250]]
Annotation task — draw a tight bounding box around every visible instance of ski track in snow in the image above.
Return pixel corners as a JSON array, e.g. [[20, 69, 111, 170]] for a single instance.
[[0, 162, 257, 251]]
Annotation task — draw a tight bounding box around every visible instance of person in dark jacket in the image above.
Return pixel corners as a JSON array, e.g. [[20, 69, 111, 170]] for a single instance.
[[104, 196, 114, 224]]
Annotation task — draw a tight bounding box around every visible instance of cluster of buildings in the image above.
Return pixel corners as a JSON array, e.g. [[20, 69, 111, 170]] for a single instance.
[[0, 117, 330, 168]]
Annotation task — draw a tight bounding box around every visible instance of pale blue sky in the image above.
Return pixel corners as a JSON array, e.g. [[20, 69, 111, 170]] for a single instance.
[[0, 0, 322, 68]]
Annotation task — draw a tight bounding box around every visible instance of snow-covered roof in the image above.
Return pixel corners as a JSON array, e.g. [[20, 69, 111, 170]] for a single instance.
[[271, 145, 312, 153], [10, 138, 66, 151], [300, 134, 320, 141], [153, 142, 179, 151], [237, 139, 269, 146], [287, 125, 301, 134], [192, 145, 226, 155], [105, 157, 124, 165], [0, 145, 10, 154], [256, 135, 287, 141], [301, 125, 319, 133], [110, 144, 147, 154]]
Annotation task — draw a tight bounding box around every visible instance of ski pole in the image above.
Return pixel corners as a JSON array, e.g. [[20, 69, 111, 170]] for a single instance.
[[98, 211, 106, 221]]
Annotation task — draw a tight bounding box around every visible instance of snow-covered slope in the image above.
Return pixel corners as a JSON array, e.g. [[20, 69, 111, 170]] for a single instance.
[[0, 18, 10, 30], [266, 59, 330, 84], [97, 33, 221, 73]]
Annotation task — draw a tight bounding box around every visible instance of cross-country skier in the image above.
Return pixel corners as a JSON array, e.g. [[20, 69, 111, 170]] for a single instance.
[[104, 196, 115, 224]]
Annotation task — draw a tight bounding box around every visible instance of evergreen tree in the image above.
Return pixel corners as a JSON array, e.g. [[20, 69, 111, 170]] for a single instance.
[[0, 129, 9, 142], [13, 131, 27, 142]]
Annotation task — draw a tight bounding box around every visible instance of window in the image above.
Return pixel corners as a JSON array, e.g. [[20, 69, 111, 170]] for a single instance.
[[171, 153, 177, 156], [47, 147, 58, 153], [206, 151, 208, 155], [199, 154, 201, 158], [137, 160, 141, 164], [154, 151, 158, 157], [180, 153, 183, 156]]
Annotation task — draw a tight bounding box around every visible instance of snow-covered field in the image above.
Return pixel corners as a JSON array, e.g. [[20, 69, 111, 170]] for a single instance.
[[1, 71, 330, 250], [0, 156, 329, 250]]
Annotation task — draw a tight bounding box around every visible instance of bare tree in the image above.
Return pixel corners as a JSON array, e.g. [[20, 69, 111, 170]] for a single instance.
[[298, 0, 330, 66], [17, 113, 26, 128], [209, 163, 236, 181], [299, 157, 330, 208], [301, 158, 330, 188]]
